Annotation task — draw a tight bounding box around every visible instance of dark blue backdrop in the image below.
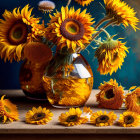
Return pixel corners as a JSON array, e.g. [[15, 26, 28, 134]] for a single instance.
[[0, 0, 140, 89]]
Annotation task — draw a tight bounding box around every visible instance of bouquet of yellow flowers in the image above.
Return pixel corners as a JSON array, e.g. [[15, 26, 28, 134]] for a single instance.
[[0, 0, 139, 107]]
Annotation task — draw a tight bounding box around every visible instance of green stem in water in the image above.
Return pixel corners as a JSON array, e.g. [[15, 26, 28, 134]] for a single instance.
[[67, 0, 72, 7]]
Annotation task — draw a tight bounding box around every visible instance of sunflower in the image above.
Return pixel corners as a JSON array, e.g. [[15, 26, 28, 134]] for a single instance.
[[96, 79, 124, 109], [83, 106, 93, 114], [59, 108, 88, 126], [81, 107, 93, 121], [95, 32, 129, 75], [45, 6, 96, 53], [125, 87, 140, 114], [0, 95, 19, 123], [26, 106, 53, 125], [0, 4, 45, 62], [90, 111, 117, 126], [24, 42, 52, 64], [104, 0, 139, 31], [118, 111, 140, 127], [75, 0, 94, 6]]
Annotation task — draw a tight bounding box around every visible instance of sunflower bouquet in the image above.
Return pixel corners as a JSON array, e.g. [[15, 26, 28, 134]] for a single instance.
[[0, 0, 139, 107]]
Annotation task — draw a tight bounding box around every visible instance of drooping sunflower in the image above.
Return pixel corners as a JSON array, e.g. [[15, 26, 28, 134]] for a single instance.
[[125, 87, 140, 114], [45, 6, 96, 53], [95, 33, 129, 75], [75, 0, 94, 6], [118, 111, 140, 127], [0, 4, 45, 62], [0, 95, 19, 123], [26, 106, 53, 125], [104, 0, 139, 31], [90, 111, 117, 126], [96, 79, 124, 109], [59, 108, 88, 126]]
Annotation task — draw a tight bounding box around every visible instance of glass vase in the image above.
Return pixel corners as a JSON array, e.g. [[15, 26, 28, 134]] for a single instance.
[[43, 52, 93, 108], [19, 59, 48, 100]]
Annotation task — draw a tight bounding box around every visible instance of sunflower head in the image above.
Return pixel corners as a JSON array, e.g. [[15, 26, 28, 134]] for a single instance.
[[59, 108, 88, 126], [125, 87, 140, 114], [104, 0, 140, 31], [118, 111, 140, 127], [75, 0, 94, 7], [0, 95, 19, 123], [46, 6, 96, 53], [95, 32, 129, 75], [24, 42, 52, 64], [90, 111, 117, 126], [0, 4, 45, 62], [96, 79, 124, 109], [26, 106, 53, 125]]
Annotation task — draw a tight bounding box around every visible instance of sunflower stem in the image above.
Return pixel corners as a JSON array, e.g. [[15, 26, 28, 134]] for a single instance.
[[92, 20, 116, 41], [100, 28, 111, 39], [66, 0, 72, 7], [94, 16, 111, 30], [83, 20, 116, 50]]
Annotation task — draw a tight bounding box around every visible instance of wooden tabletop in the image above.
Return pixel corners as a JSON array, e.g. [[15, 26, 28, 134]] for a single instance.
[[0, 90, 140, 134]]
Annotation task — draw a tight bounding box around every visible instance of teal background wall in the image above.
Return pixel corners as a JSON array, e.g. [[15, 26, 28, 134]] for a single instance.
[[0, 0, 140, 89]]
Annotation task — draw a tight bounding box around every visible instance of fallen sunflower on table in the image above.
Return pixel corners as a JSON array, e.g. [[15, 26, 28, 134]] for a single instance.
[[125, 87, 140, 114], [25, 106, 53, 125], [90, 110, 117, 126], [118, 111, 140, 127], [0, 95, 19, 123], [0, 4, 45, 62], [59, 108, 88, 126], [75, 0, 94, 6], [45, 6, 96, 52], [96, 79, 124, 109]]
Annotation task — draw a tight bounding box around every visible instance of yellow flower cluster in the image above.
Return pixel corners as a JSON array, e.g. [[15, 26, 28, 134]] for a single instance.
[[0, 95, 140, 127], [59, 108, 140, 127]]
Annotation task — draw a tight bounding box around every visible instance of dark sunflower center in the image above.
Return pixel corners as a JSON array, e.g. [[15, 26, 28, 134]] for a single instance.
[[105, 89, 115, 99], [4, 105, 11, 113], [60, 18, 85, 41], [66, 115, 78, 122], [66, 22, 78, 34], [137, 96, 140, 105], [96, 115, 109, 123], [13, 27, 23, 39], [124, 115, 134, 124], [32, 113, 46, 121], [8, 21, 29, 45]]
